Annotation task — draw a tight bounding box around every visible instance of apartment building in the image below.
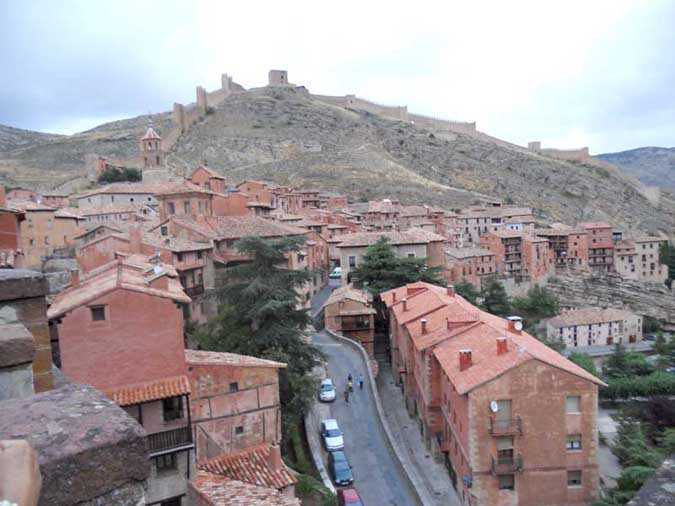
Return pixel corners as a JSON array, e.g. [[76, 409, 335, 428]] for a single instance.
[[445, 247, 496, 289], [48, 256, 195, 506], [546, 308, 642, 348], [336, 229, 446, 285], [580, 223, 614, 274], [536, 227, 589, 271], [456, 206, 535, 245], [381, 282, 605, 506], [614, 236, 668, 283], [189, 165, 228, 194], [480, 230, 555, 283]]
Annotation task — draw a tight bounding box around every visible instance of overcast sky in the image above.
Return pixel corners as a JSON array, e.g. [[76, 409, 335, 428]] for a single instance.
[[1, 0, 673, 153]]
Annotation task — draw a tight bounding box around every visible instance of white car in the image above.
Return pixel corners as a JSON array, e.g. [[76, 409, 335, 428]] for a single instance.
[[329, 267, 342, 279], [319, 378, 336, 402], [321, 419, 344, 451]]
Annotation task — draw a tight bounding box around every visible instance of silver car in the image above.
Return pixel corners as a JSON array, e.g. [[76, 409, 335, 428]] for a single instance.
[[319, 378, 336, 402], [321, 418, 344, 451]]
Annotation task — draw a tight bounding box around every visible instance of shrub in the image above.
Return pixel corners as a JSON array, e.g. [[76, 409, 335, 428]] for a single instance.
[[601, 371, 675, 399]]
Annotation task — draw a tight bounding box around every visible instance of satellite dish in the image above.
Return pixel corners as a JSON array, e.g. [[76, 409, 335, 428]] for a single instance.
[[514, 321, 523, 331], [490, 400, 499, 413]]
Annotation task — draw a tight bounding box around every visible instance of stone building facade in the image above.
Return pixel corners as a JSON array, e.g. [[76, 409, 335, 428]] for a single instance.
[[322, 285, 376, 356], [546, 307, 643, 348]]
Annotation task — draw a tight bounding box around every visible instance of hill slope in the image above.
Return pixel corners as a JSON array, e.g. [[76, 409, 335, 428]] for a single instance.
[[597, 147, 675, 193], [0, 87, 673, 233]]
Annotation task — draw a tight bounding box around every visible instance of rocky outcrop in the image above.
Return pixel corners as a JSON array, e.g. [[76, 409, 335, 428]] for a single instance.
[[547, 271, 675, 327]]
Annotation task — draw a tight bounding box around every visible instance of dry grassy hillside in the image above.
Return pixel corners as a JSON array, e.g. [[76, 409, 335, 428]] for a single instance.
[[1, 86, 673, 233]]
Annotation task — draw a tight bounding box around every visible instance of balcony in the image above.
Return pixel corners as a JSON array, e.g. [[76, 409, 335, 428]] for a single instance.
[[491, 454, 523, 475], [489, 416, 522, 436], [148, 426, 193, 455], [184, 285, 205, 297]]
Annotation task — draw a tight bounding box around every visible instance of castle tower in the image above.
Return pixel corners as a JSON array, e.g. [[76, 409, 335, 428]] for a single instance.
[[140, 122, 163, 168]]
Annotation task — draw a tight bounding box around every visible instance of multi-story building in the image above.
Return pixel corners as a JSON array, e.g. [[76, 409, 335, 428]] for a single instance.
[[536, 227, 589, 271], [546, 308, 643, 348], [614, 236, 668, 283], [336, 229, 446, 285], [480, 230, 555, 283], [364, 199, 401, 231], [48, 256, 194, 506], [580, 223, 614, 274], [0, 187, 25, 268], [74, 182, 176, 208], [189, 165, 228, 194], [381, 282, 605, 506], [456, 206, 535, 245], [155, 183, 215, 222], [445, 247, 496, 289], [322, 285, 376, 356]]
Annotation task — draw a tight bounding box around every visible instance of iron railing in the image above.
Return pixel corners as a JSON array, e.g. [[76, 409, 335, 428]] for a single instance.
[[489, 416, 523, 436], [491, 454, 523, 475], [148, 426, 193, 454]]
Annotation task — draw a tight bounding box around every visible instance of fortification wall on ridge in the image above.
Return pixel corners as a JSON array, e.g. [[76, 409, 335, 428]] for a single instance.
[[408, 113, 476, 134], [528, 141, 590, 162]]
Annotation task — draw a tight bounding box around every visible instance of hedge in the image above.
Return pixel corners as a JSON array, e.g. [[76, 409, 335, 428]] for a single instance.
[[601, 371, 675, 399]]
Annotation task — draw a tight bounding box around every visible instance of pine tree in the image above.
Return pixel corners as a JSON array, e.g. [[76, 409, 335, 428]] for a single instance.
[[480, 277, 511, 317]]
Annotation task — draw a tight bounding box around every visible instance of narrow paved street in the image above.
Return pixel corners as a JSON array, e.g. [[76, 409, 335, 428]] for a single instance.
[[311, 331, 420, 506]]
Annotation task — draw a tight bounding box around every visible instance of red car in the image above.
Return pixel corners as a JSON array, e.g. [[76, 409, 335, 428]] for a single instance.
[[338, 488, 363, 506]]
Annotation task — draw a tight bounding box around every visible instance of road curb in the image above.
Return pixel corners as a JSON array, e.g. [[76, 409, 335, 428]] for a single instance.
[[324, 329, 432, 506], [304, 408, 337, 495]]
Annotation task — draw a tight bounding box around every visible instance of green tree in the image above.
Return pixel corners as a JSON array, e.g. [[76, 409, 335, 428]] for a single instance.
[[658, 428, 675, 454], [97, 166, 141, 183], [480, 277, 511, 317], [511, 285, 560, 321], [193, 235, 323, 434], [659, 241, 675, 285], [603, 344, 655, 379], [454, 280, 480, 305], [568, 352, 599, 376], [351, 237, 446, 298]]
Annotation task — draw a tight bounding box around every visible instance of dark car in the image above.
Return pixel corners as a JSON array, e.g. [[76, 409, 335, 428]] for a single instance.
[[328, 450, 354, 486], [338, 488, 363, 506]]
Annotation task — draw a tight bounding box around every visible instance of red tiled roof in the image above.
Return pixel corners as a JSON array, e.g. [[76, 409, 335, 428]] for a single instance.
[[190, 472, 301, 506], [103, 374, 190, 406], [199, 444, 297, 490], [336, 229, 445, 247], [191, 165, 226, 180], [185, 350, 286, 369]]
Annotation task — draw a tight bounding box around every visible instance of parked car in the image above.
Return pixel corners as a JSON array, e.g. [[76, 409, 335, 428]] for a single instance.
[[329, 267, 342, 279], [645, 334, 657, 341], [328, 450, 354, 486], [319, 378, 336, 402], [338, 488, 363, 506], [321, 418, 344, 451]]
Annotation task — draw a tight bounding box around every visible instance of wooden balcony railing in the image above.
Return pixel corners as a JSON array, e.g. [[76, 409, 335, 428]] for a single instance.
[[489, 416, 522, 436], [184, 285, 205, 297], [491, 454, 523, 475], [148, 426, 193, 454]]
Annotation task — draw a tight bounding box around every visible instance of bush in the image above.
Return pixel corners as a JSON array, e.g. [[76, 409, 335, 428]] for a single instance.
[[98, 167, 141, 183], [568, 352, 599, 376], [601, 371, 675, 399]]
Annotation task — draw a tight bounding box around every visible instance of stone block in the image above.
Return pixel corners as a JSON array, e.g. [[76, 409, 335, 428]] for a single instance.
[[0, 270, 47, 301], [0, 363, 34, 400], [0, 323, 35, 367], [0, 384, 150, 506]]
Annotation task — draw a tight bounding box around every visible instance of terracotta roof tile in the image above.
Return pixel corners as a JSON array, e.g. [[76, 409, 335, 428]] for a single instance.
[[185, 350, 286, 369], [547, 307, 635, 328], [190, 472, 301, 506], [199, 444, 297, 491], [336, 229, 445, 247], [103, 374, 190, 406]]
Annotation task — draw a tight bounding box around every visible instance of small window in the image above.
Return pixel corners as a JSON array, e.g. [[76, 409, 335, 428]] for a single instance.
[[235, 426, 244, 435], [566, 434, 582, 450], [498, 474, 515, 490], [229, 382, 239, 393], [176, 252, 183, 262], [566, 396, 581, 413], [161, 226, 168, 236], [348, 256, 356, 268], [407, 252, 416, 258], [197, 251, 203, 259], [90, 306, 106, 321], [183, 201, 191, 214], [167, 202, 175, 215], [567, 470, 582, 487], [155, 453, 177, 472], [162, 396, 184, 421]]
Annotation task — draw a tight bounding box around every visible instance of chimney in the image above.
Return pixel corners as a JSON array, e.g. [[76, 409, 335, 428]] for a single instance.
[[0, 186, 6, 207], [70, 269, 80, 288], [402, 298, 408, 311], [497, 337, 508, 355], [507, 316, 523, 335], [269, 442, 282, 471], [421, 319, 428, 334], [392, 292, 397, 302], [459, 349, 472, 371], [129, 225, 143, 254], [447, 285, 455, 297]]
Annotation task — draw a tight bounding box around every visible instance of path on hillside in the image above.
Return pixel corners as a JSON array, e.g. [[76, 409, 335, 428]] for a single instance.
[[310, 330, 420, 505]]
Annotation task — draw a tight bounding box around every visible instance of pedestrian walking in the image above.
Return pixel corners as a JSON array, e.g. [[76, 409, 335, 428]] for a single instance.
[[344, 388, 350, 404], [358, 374, 364, 390], [347, 380, 353, 392], [347, 373, 353, 383]]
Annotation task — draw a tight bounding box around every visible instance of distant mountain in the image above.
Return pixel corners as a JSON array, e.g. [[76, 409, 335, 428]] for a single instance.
[[597, 147, 675, 192], [0, 124, 63, 153]]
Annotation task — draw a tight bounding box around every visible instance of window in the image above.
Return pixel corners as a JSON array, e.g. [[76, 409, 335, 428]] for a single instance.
[[407, 252, 416, 258], [90, 306, 106, 321], [229, 382, 239, 393], [235, 426, 244, 435], [567, 470, 582, 487], [155, 453, 177, 472], [498, 474, 515, 490], [205, 182, 211, 190], [566, 434, 582, 450], [162, 396, 184, 421], [161, 226, 168, 236], [183, 201, 191, 214], [197, 251, 203, 259], [348, 256, 356, 268], [566, 396, 581, 413], [176, 252, 183, 262], [167, 202, 175, 215], [497, 437, 514, 460], [44, 236, 50, 245]]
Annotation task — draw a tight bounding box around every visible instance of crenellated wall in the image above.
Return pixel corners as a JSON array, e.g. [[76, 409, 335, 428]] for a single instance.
[[528, 141, 591, 162]]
